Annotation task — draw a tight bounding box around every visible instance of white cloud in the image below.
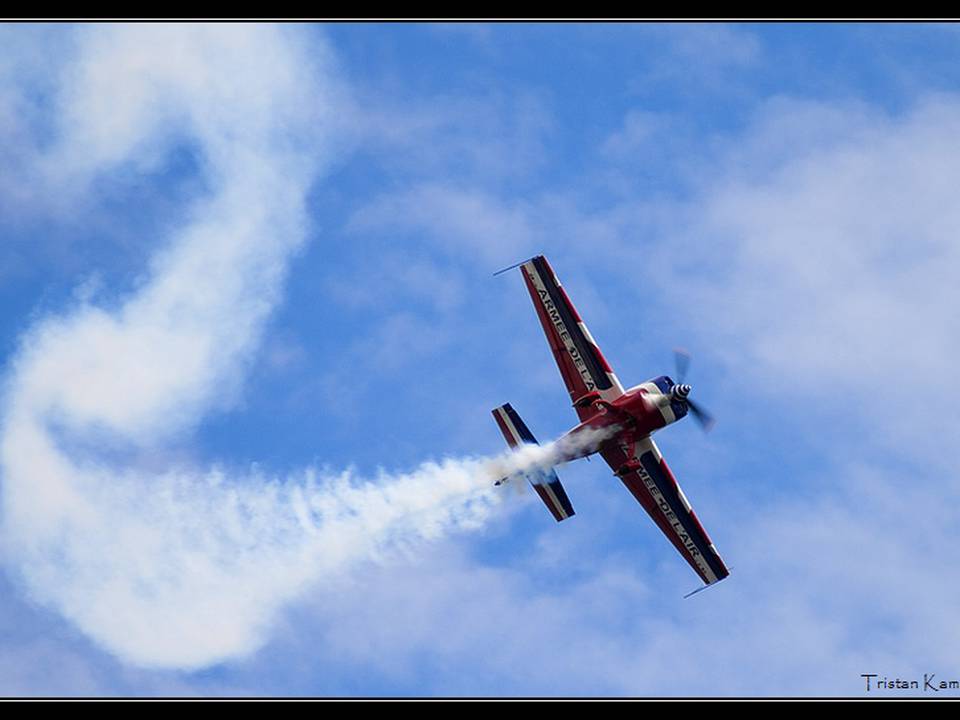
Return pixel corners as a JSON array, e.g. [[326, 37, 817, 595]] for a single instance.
[[350, 86, 555, 187], [347, 183, 542, 265], [600, 109, 672, 159], [0, 25, 513, 672], [585, 94, 960, 693], [648, 95, 960, 460], [627, 24, 763, 98], [267, 92, 960, 696], [251, 453, 959, 696], [5, 24, 959, 696]]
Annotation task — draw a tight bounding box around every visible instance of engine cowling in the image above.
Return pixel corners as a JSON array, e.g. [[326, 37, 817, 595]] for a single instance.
[[617, 376, 689, 432]]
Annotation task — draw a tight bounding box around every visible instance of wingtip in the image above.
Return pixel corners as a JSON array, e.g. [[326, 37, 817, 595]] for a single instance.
[[683, 572, 729, 599], [492, 255, 542, 277]]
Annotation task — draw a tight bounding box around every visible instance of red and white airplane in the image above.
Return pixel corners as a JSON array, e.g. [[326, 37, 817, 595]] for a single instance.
[[492, 255, 729, 592]]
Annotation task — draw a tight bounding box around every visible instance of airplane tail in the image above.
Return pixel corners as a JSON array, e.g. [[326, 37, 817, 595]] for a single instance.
[[491, 403, 575, 522]]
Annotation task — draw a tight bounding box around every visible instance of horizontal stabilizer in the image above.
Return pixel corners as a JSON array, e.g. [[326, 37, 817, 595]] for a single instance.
[[492, 403, 575, 522]]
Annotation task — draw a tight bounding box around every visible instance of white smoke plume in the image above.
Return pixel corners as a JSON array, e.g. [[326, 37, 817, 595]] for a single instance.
[[489, 424, 621, 487], [0, 25, 607, 671]]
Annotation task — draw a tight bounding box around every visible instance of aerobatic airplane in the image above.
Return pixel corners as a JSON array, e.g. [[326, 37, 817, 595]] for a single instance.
[[492, 255, 729, 593]]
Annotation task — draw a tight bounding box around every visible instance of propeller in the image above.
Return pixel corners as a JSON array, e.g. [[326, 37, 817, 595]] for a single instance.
[[674, 347, 691, 384], [672, 348, 716, 433]]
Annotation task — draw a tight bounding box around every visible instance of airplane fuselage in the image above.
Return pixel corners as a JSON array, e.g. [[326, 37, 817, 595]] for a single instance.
[[491, 254, 728, 587], [552, 375, 689, 464]]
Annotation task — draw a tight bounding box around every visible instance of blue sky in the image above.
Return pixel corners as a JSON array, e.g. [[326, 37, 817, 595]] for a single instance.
[[2, 22, 960, 697]]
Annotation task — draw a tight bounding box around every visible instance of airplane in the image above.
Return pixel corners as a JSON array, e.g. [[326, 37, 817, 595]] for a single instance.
[[491, 255, 729, 593]]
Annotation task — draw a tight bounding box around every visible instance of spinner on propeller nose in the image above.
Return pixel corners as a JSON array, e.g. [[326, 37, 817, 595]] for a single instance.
[[672, 383, 692, 401]]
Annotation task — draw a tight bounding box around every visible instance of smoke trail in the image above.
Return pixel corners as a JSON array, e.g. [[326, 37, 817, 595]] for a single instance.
[[0, 25, 615, 671], [488, 424, 621, 487]]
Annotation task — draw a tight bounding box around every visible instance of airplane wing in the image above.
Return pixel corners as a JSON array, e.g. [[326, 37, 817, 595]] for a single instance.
[[518, 256, 624, 420], [599, 434, 729, 586]]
